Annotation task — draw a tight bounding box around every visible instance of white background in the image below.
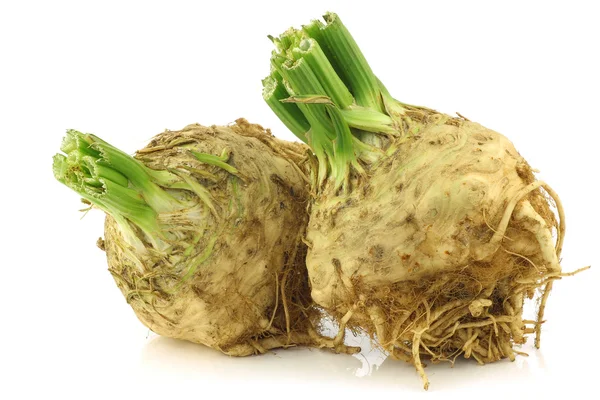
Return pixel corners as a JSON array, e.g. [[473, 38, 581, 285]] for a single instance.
[[1, 0, 598, 398]]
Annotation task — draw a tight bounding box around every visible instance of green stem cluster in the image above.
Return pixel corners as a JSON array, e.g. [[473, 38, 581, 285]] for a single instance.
[[262, 12, 408, 190], [53, 130, 184, 247]]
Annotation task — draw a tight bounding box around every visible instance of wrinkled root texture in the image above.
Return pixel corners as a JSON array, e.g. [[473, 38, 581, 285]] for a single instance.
[[211, 239, 359, 356], [219, 238, 314, 355], [328, 189, 566, 389]]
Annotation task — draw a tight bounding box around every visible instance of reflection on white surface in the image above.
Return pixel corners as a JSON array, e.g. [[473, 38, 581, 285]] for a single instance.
[[139, 331, 364, 384], [138, 321, 544, 393], [130, 279, 594, 397], [347, 332, 387, 377]]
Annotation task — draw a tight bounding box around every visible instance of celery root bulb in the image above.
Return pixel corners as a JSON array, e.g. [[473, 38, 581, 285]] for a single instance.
[[307, 117, 562, 374], [55, 119, 344, 355], [264, 13, 581, 388]]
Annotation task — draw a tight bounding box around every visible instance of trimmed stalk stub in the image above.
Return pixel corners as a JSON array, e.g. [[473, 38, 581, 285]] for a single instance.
[[263, 12, 420, 192], [53, 130, 182, 249]]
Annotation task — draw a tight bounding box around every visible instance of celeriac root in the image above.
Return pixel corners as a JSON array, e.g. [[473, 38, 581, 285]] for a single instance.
[[264, 12, 586, 390], [101, 120, 326, 355]]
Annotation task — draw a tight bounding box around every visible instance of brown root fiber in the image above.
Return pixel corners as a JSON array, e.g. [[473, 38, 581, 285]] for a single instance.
[[103, 119, 349, 356], [344, 259, 554, 385]]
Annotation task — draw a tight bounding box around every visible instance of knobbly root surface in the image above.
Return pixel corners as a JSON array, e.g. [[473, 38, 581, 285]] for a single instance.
[[317, 180, 583, 390]]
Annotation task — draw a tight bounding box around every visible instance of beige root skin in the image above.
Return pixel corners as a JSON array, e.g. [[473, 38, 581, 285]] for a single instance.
[[103, 119, 349, 356], [306, 116, 575, 389], [221, 330, 359, 356]]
